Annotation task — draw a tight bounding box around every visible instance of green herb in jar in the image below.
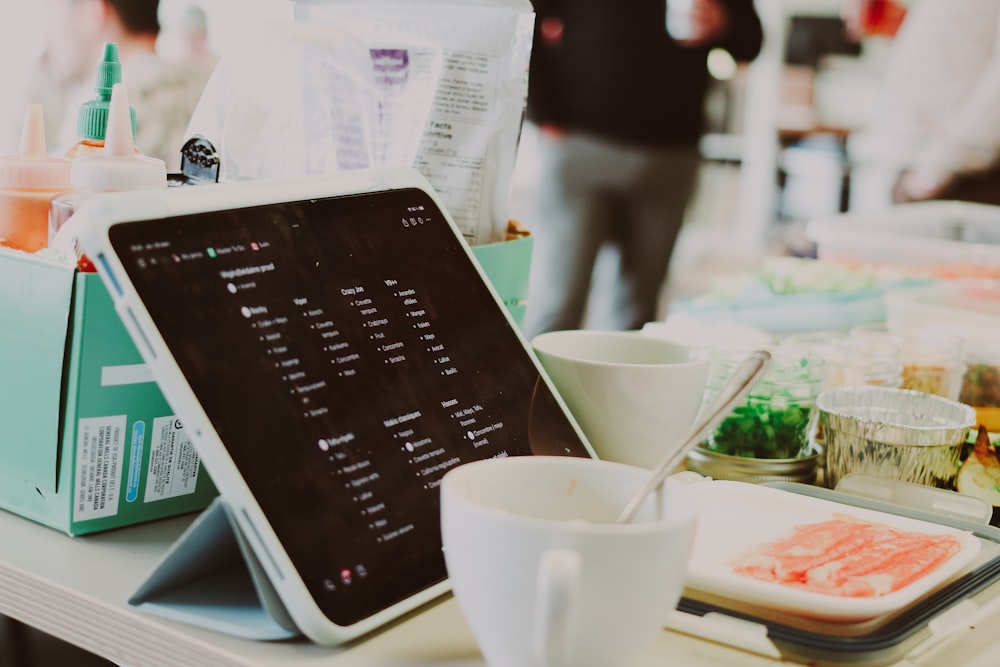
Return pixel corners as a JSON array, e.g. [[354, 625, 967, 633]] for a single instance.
[[707, 395, 813, 459]]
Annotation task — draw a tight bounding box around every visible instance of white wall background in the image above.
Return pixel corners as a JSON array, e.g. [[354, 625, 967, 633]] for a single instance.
[[0, 0, 294, 153], [158, 0, 294, 57], [0, 0, 294, 66]]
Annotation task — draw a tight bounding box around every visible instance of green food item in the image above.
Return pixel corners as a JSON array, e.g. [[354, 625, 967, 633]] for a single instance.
[[704, 347, 823, 460], [707, 395, 814, 459]]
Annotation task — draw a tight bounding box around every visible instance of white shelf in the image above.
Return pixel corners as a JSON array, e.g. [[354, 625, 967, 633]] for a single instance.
[[0, 509, 778, 667], [4, 505, 1000, 666]]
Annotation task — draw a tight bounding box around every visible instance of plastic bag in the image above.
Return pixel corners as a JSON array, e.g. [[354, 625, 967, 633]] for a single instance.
[[187, 0, 534, 245], [186, 20, 440, 183]]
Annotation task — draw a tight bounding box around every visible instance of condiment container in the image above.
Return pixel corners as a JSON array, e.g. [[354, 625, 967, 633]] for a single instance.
[[49, 83, 166, 271], [960, 342, 1000, 432], [783, 331, 903, 389], [703, 346, 825, 460], [884, 280, 1000, 426], [63, 42, 140, 160], [0, 104, 72, 252], [818, 386, 976, 490], [849, 323, 966, 400]]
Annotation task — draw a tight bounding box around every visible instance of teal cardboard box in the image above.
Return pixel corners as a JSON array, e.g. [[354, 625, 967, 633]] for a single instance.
[[0, 235, 526, 536], [0, 248, 217, 536], [470, 235, 532, 328]]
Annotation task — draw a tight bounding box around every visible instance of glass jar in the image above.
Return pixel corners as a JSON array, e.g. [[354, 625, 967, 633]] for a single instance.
[[704, 345, 826, 460], [783, 330, 903, 390], [960, 341, 1000, 432], [850, 323, 966, 400]]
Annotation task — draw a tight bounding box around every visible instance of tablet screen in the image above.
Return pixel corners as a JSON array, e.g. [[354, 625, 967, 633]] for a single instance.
[[106, 187, 592, 626]]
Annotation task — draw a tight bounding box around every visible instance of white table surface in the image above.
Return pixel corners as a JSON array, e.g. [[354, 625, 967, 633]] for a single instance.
[[3, 507, 1000, 667]]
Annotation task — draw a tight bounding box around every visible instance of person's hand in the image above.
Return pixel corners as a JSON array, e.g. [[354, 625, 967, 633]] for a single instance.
[[673, 0, 731, 48], [891, 169, 950, 204]]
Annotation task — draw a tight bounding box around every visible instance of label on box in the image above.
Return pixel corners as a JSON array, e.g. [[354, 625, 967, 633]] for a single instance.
[[144, 417, 202, 503], [74, 415, 127, 521]]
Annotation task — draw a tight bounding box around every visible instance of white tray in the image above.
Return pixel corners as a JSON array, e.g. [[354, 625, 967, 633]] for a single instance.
[[685, 481, 982, 622]]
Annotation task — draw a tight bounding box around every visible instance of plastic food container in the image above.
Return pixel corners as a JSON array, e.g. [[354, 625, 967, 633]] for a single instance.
[[884, 280, 1000, 428], [960, 344, 1000, 432], [817, 386, 977, 490], [805, 200, 1000, 280], [782, 331, 903, 389], [849, 323, 966, 401]]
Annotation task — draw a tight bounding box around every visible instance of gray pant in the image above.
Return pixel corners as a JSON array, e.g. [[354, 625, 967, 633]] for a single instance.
[[522, 131, 700, 337]]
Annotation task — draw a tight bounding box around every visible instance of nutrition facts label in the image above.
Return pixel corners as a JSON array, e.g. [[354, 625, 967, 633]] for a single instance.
[[74, 415, 127, 522], [144, 417, 202, 503]]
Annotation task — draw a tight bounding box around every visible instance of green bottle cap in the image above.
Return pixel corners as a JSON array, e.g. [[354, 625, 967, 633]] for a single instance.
[[75, 42, 136, 141]]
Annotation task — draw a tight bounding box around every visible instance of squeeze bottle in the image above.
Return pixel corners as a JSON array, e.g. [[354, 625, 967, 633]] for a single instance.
[[64, 42, 138, 159], [0, 104, 72, 252], [50, 83, 166, 271]]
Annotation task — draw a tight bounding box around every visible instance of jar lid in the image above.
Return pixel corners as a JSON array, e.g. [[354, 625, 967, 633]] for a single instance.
[[686, 444, 821, 485]]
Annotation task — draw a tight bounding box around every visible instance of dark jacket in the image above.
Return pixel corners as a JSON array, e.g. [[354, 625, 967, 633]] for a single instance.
[[526, 0, 764, 147]]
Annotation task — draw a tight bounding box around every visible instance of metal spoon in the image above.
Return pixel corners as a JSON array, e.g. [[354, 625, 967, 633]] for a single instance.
[[616, 349, 772, 524]]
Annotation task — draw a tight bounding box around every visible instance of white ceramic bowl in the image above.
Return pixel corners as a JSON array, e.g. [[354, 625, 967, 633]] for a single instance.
[[531, 330, 708, 469]]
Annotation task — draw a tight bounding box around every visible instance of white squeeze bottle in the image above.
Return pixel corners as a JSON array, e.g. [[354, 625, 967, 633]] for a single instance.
[[50, 82, 166, 271]]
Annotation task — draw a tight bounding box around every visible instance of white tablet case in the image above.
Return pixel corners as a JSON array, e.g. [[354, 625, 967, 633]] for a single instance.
[[79, 166, 596, 644]]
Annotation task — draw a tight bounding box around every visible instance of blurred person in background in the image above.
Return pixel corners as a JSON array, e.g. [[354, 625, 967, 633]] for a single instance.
[[521, 0, 763, 338], [158, 2, 218, 73], [5, 0, 212, 170], [851, 0, 1000, 206]]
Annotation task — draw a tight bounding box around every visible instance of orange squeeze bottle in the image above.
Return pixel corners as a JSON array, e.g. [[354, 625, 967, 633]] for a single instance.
[[0, 104, 72, 252]]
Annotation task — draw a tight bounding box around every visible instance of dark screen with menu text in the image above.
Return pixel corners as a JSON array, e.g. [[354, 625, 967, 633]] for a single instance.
[[107, 187, 592, 626]]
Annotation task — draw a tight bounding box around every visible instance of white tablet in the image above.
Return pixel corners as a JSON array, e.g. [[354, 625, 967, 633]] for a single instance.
[[76, 166, 595, 645]]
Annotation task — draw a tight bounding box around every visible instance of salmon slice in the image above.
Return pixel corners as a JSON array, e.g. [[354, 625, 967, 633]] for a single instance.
[[733, 518, 962, 598]]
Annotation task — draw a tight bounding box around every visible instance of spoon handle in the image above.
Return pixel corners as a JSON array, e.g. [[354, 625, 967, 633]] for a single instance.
[[616, 349, 772, 524]]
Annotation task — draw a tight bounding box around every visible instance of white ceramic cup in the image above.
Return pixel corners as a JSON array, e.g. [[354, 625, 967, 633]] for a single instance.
[[531, 330, 709, 469], [440, 455, 697, 667]]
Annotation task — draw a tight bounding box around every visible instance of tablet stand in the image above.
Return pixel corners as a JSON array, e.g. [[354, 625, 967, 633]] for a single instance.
[[128, 497, 301, 640]]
